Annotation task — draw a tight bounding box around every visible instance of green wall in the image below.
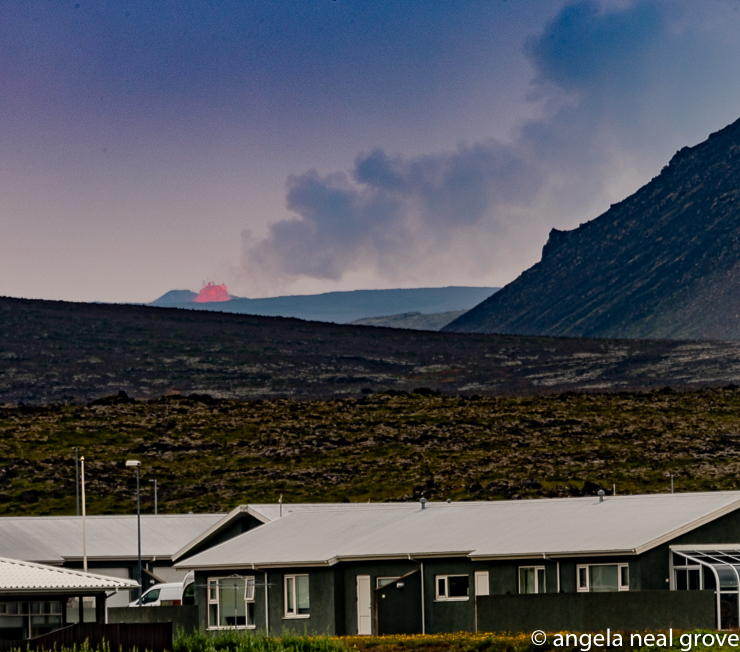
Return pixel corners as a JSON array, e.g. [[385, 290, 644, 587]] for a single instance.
[[339, 560, 419, 635], [477, 590, 715, 632], [376, 571, 422, 635], [267, 567, 336, 635]]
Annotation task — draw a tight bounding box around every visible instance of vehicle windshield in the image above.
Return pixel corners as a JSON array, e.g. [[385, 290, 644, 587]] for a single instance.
[[140, 589, 160, 605]]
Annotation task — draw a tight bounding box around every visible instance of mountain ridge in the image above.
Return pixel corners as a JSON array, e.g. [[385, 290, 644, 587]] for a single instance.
[[445, 116, 740, 340], [150, 286, 498, 324]]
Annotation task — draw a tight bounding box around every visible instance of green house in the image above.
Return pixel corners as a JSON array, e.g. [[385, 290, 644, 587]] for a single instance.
[[176, 492, 740, 633]]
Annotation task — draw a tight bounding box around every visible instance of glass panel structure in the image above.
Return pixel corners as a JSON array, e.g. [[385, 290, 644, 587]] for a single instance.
[[672, 549, 740, 630]]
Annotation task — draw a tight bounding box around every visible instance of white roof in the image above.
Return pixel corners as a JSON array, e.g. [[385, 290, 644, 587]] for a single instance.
[[0, 514, 224, 563], [172, 503, 420, 561], [177, 492, 740, 569], [0, 557, 139, 593]]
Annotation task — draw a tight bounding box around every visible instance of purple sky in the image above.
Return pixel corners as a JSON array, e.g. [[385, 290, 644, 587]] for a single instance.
[[3, 0, 740, 303]]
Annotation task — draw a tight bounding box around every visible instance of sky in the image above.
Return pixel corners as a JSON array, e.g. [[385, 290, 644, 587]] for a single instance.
[[3, 0, 740, 303]]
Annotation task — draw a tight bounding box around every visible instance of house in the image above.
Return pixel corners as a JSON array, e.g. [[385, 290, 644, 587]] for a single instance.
[[0, 504, 408, 612], [175, 493, 740, 633], [0, 556, 137, 640]]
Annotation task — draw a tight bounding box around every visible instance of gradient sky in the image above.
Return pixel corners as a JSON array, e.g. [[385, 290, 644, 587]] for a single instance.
[[4, 0, 740, 303]]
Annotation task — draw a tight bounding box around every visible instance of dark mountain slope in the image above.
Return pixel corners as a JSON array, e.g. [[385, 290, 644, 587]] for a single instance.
[[446, 117, 740, 339]]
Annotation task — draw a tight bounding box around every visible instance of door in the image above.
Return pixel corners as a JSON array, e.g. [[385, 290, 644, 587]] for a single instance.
[[356, 575, 372, 635]]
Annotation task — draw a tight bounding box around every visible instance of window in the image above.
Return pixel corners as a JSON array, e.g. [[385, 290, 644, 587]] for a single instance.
[[140, 589, 160, 605], [285, 575, 310, 618], [207, 577, 256, 629], [674, 556, 702, 591], [519, 566, 546, 594], [576, 564, 629, 592], [435, 575, 469, 601], [376, 577, 400, 588], [1, 601, 63, 639]]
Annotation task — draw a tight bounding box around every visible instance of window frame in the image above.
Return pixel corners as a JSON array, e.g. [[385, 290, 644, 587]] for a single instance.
[[284, 574, 310, 619], [435, 574, 470, 601], [206, 576, 257, 630], [576, 563, 629, 592], [376, 576, 400, 588], [518, 566, 546, 594]]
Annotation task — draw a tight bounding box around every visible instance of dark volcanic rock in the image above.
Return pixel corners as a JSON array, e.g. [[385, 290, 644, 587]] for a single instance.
[[445, 117, 740, 340]]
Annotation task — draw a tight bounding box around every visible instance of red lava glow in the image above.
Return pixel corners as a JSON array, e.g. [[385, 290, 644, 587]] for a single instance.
[[193, 282, 231, 303]]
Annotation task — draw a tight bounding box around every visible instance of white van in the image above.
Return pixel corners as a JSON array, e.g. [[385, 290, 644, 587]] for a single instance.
[[128, 572, 195, 607]]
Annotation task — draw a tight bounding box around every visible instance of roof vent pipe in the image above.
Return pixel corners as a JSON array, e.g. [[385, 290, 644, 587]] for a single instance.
[[420, 497, 427, 510], [598, 490, 605, 503]]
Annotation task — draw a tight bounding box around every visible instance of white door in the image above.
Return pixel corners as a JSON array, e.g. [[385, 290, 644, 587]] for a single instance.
[[356, 575, 372, 635]]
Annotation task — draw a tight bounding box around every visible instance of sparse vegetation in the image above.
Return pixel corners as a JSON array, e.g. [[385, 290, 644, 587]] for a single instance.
[[3, 387, 740, 515]]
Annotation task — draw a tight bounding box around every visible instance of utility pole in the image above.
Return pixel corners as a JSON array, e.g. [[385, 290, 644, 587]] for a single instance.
[[73, 447, 80, 516], [126, 460, 142, 604], [81, 456, 87, 572], [150, 478, 158, 515]]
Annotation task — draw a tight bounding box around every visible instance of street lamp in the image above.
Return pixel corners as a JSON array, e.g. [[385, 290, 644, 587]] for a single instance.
[[126, 460, 142, 605]]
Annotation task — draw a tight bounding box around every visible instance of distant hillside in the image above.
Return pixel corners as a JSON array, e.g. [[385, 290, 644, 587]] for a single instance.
[[350, 310, 466, 331], [151, 289, 197, 305], [150, 286, 497, 324], [446, 116, 740, 340], [6, 296, 740, 405]]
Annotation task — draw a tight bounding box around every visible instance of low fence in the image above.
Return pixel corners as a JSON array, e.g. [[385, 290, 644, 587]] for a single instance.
[[0, 622, 172, 652], [477, 590, 716, 632], [109, 605, 198, 634]]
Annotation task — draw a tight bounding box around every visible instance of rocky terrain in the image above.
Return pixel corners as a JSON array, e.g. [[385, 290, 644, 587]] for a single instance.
[[3, 388, 740, 515], [447, 116, 740, 340], [9, 296, 740, 404]]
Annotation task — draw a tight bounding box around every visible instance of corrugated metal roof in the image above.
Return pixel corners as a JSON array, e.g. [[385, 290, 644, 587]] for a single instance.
[[176, 492, 740, 568], [0, 557, 139, 592], [0, 514, 224, 563], [172, 503, 421, 561]]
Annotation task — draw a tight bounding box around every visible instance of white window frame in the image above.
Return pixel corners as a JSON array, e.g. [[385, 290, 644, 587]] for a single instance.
[[207, 576, 257, 630], [576, 563, 629, 592], [673, 564, 703, 590], [376, 576, 400, 588], [518, 566, 546, 594], [284, 574, 310, 619], [435, 574, 469, 601]]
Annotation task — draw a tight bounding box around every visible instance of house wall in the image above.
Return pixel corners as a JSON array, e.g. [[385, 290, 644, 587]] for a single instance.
[[636, 509, 740, 591], [375, 571, 422, 635], [338, 560, 419, 635], [268, 567, 336, 635]]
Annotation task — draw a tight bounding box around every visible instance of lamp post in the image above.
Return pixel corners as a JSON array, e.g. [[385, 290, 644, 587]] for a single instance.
[[73, 447, 80, 516], [80, 456, 87, 572], [126, 460, 142, 605], [149, 478, 157, 515]]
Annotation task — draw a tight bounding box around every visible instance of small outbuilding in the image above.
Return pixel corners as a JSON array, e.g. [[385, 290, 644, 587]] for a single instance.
[[0, 556, 137, 640]]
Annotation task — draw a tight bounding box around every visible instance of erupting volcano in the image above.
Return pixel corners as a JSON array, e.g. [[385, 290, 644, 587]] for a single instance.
[[193, 282, 231, 303]]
